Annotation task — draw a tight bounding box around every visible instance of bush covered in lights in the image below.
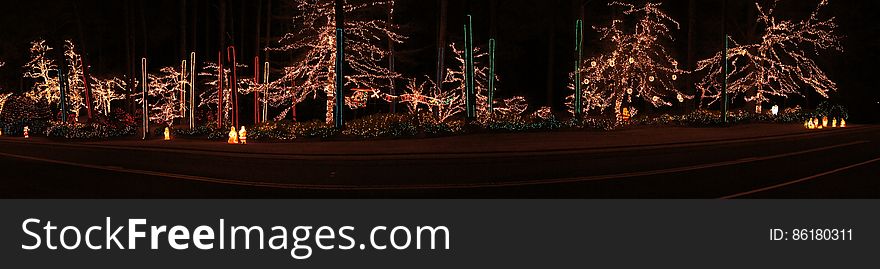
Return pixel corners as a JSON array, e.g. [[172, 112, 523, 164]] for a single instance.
[[0, 95, 53, 136], [484, 113, 567, 132], [45, 122, 137, 139], [342, 114, 420, 138], [42, 108, 139, 139], [631, 108, 821, 128]]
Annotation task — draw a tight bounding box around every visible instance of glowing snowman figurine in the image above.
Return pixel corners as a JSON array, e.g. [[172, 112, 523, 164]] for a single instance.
[[238, 126, 247, 145], [228, 127, 239, 144], [23, 126, 30, 138]]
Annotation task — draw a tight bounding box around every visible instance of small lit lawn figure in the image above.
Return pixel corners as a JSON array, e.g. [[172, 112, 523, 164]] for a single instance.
[[620, 107, 632, 122], [238, 126, 247, 145], [164, 127, 171, 141], [771, 105, 779, 116], [228, 127, 239, 144], [23, 126, 30, 138]]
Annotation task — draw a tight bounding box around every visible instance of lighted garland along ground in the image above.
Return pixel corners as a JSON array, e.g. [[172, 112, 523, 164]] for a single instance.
[[3, 107, 836, 141]]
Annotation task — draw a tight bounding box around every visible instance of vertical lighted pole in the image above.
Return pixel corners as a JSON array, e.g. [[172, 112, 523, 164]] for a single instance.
[[262, 61, 269, 122], [82, 62, 94, 122], [141, 58, 148, 140], [721, 0, 729, 123], [189, 52, 196, 129], [334, 0, 345, 129], [722, 35, 729, 123], [574, 19, 583, 118], [228, 46, 239, 128], [217, 50, 224, 128], [180, 59, 187, 124], [254, 56, 261, 124], [487, 38, 496, 113], [463, 15, 476, 120], [58, 68, 68, 122]]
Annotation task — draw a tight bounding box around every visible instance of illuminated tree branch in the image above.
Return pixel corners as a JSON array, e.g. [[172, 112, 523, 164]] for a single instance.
[[695, 0, 842, 111], [568, 1, 689, 119]]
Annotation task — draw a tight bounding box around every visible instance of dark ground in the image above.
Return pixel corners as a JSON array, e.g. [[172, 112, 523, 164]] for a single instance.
[[0, 124, 877, 198]]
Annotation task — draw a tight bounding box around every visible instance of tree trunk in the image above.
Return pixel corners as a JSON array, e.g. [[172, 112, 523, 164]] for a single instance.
[[265, 0, 272, 63], [387, 1, 396, 113], [687, 0, 696, 111], [139, 0, 148, 58], [180, 0, 187, 60], [219, 0, 227, 50], [436, 0, 447, 88], [546, 30, 555, 107], [490, 0, 498, 38], [192, 0, 197, 57], [72, 1, 93, 121], [256, 0, 263, 59], [125, 0, 134, 113]]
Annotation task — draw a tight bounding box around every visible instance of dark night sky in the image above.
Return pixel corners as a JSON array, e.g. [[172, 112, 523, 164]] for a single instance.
[[1, 0, 878, 122]]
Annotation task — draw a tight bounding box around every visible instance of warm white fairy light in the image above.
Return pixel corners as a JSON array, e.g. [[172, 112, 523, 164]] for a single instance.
[[567, 1, 689, 119], [89, 77, 128, 115], [444, 43, 528, 121], [695, 0, 842, 109], [23, 40, 60, 105], [0, 92, 12, 117], [62, 40, 88, 118], [267, 0, 405, 124], [198, 61, 253, 124], [137, 66, 190, 126]]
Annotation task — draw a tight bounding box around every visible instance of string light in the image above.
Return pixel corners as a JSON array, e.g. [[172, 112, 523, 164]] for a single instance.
[[567, 2, 689, 119], [23, 40, 60, 106], [198, 61, 253, 126], [136, 66, 189, 127], [442, 43, 528, 122], [695, 0, 842, 109], [0, 93, 12, 117], [90, 77, 128, 116], [266, 0, 405, 124]]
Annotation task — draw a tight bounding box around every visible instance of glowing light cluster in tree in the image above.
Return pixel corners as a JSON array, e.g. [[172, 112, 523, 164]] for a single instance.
[[567, 1, 689, 119], [62, 40, 88, 118], [695, 0, 842, 111], [23, 40, 60, 106], [0, 93, 12, 117], [138, 66, 191, 127], [22, 40, 126, 119], [444, 43, 528, 121], [89, 78, 128, 116], [198, 61, 254, 125], [267, 0, 404, 124]]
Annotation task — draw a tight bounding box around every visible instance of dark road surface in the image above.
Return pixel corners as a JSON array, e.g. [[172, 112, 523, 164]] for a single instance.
[[1, 126, 878, 198]]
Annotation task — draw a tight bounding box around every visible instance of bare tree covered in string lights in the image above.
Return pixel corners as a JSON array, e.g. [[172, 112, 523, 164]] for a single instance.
[[567, 1, 689, 119], [63, 40, 88, 118], [23, 40, 60, 105], [443, 43, 527, 122], [89, 77, 129, 116], [695, 0, 842, 112], [198, 62, 255, 125], [267, 0, 405, 124], [136, 66, 189, 127], [22, 40, 96, 119]]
